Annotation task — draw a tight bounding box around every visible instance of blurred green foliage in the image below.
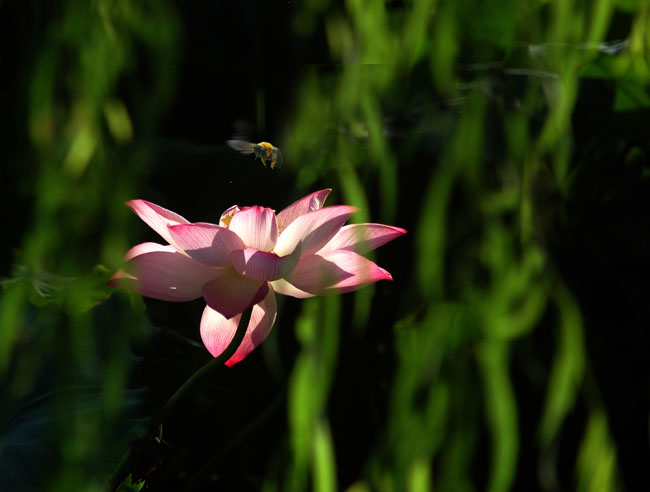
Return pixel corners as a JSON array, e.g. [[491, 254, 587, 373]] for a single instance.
[[2, 0, 649, 491]]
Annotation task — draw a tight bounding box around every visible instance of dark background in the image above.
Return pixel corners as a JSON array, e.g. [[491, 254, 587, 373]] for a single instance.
[[1, 1, 648, 491]]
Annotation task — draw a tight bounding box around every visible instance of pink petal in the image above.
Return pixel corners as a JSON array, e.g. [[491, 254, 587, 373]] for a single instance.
[[274, 205, 358, 257], [229, 248, 300, 282], [269, 278, 316, 299], [109, 242, 174, 290], [168, 223, 245, 266], [320, 224, 407, 254], [219, 205, 240, 227], [107, 268, 137, 290], [286, 250, 392, 295], [202, 267, 269, 319], [276, 189, 332, 230], [200, 289, 277, 366], [110, 243, 220, 301], [228, 206, 278, 251], [127, 200, 190, 249], [200, 307, 240, 360], [124, 242, 176, 261]]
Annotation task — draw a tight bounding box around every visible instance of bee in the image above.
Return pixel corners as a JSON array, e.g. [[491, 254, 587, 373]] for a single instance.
[[227, 140, 283, 169]]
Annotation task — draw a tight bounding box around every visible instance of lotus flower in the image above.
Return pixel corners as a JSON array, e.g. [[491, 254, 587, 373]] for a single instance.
[[108, 190, 405, 366]]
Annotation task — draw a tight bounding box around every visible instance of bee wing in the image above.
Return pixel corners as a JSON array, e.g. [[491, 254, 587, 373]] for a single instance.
[[227, 140, 256, 154], [272, 147, 283, 169]]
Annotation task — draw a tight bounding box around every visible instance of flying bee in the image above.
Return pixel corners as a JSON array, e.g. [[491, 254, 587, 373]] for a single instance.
[[227, 140, 283, 169]]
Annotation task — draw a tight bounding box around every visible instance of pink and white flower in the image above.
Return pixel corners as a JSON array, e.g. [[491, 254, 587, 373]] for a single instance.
[[108, 190, 405, 366]]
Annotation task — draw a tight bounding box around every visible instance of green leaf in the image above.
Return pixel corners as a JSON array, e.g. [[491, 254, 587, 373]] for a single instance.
[[539, 284, 585, 445], [115, 474, 145, 492], [614, 80, 650, 111]]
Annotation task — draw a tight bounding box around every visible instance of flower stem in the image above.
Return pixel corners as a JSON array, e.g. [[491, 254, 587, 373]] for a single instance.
[[159, 306, 253, 422], [106, 307, 252, 491]]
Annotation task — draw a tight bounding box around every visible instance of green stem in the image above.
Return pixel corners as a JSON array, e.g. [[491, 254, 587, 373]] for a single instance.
[[106, 307, 252, 491], [159, 306, 252, 422]]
